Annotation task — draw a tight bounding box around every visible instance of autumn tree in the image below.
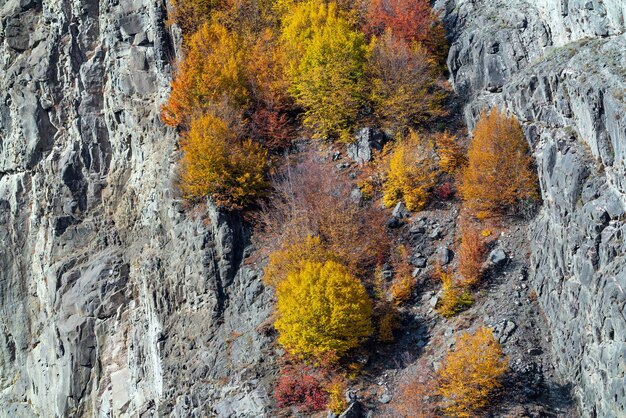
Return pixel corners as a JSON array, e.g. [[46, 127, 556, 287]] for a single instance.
[[436, 268, 473, 318], [263, 235, 337, 287], [460, 109, 539, 219], [436, 131, 466, 174], [246, 28, 295, 150], [274, 260, 373, 361], [384, 360, 438, 417], [369, 30, 445, 135], [179, 114, 269, 208], [161, 21, 250, 128], [437, 326, 508, 417], [458, 219, 486, 287], [168, 0, 221, 35], [364, 0, 448, 66], [256, 152, 390, 275], [390, 244, 415, 305], [281, 1, 367, 140], [326, 376, 348, 414], [382, 130, 439, 212]]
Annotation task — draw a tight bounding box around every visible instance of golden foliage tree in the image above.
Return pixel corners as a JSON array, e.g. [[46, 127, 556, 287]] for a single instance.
[[460, 110, 539, 219], [437, 326, 509, 417], [382, 130, 439, 212], [436, 268, 473, 318], [281, 0, 367, 140], [369, 30, 445, 136], [436, 131, 466, 174], [161, 21, 250, 128], [275, 260, 373, 361], [326, 376, 348, 414], [179, 114, 269, 208], [263, 235, 337, 288]]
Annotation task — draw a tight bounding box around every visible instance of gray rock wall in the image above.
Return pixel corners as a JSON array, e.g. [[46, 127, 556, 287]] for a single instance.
[[439, 0, 626, 416], [0, 0, 273, 416]]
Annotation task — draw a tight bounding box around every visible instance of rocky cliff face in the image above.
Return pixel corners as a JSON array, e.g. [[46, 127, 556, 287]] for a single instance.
[[0, 0, 273, 416], [439, 0, 626, 416], [1, 0, 624, 416]]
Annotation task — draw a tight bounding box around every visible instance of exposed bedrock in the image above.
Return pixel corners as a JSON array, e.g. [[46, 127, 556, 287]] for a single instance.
[[437, 0, 626, 416], [0, 0, 273, 416]]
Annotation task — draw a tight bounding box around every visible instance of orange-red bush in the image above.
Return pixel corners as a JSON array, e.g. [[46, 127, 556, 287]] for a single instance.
[[436, 182, 454, 200], [274, 366, 327, 413]]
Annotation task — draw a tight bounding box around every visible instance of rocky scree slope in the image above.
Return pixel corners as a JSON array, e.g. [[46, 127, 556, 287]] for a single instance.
[[436, 0, 626, 416], [0, 0, 274, 417]]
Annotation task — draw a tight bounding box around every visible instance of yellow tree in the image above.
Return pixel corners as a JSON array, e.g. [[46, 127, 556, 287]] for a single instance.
[[281, 0, 367, 140], [263, 235, 337, 287], [369, 30, 445, 136], [382, 130, 439, 212], [460, 109, 539, 218], [274, 260, 373, 361], [437, 326, 508, 417], [436, 268, 473, 318], [179, 114, 268, 208]]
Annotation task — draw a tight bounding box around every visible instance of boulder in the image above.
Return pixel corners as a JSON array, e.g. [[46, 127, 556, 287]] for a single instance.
[[439, 247, 453, 265], [392, 202, 410, 219], [346, 127, 386, 164], [488, 249, 508, 267]]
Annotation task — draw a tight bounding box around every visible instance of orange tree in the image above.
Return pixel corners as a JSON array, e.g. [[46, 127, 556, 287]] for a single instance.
[[437, 326, 508, 417], [161, 21, 250, 129], [178, 114, 269, 208], [460, 109, 539, 219], [457, 218, 487, 287], [274, 260, 373, 362], [436, 131, 466, 174]]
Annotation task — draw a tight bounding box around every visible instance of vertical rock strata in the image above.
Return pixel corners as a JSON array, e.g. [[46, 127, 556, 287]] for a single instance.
[[439, 0, 626, 416], [0, 0, 273, 416], [1, 0, 625, 416]]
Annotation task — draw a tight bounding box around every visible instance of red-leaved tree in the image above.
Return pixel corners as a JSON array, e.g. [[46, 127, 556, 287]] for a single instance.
[[364, 0, 448, 66]]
